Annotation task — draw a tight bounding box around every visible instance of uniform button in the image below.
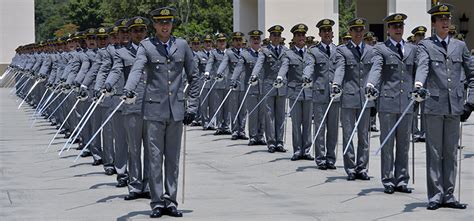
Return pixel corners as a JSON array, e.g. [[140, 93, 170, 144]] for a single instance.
[[167, 59, 171, 63], [448, 78, 451, 82], [169, 92, 172, 95], [143, 81, 147, 84], [448, 88, 451, 92], [401, 80, 404, 83], [447, 69, 450, 72], [168, 70, 171, 73], [401, 70, 404, 73], [400, 89, 404, 93], [168, 81, 171, 85]]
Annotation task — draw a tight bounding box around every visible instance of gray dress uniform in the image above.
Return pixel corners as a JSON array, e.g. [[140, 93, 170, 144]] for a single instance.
[[415, 36, 474, 204], [251, 44, 288, 148], [106, 42, 149, 194], [232, 48, 265, 143], [124, 36, 199, 210], [217, 47, 246, 136], [205, 48, 230, 132], [303, 42, 340, 166], [278, 47, 312, 156], [367, 39, 417, 188], [333, 41, 375, 175], [196, 50, 211, 128]]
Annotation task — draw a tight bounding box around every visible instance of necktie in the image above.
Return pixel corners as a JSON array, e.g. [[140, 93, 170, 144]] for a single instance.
[[396, 43, 403, 59], [274, 46, 280, 57], [441, 41, 447, 51], [163, 43, 169, 56], [355, 45, 362, 57], [206, 51, 210, 57], [326, 45, 331, 57], [298, 49, 304, 57]]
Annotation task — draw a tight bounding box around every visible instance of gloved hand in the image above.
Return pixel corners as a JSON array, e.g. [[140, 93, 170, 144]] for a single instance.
[[330, 84, 342, 98], [461, 103, 473, 122], [121, 90, 136, 104], [230, 81, 239, 90], [46, 83, 52, 89], [365, 85, 379, 101], [39, 74, 47, 82], [302, 77, 312, 88], [215, 73, 224, 82], [93, 90, 103, 101], [62, 84, 71, 93], [183, 111, 196, 125], [103, 83, 114, 97], [249, 75, 258, 86], [78, 88, 89, 101], [273, 76, 284, 88], [204, 72, 211, 81], [411, 87, 429, 102]]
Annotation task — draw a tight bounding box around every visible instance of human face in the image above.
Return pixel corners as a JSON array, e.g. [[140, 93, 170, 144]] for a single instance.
[[232, 38, 242, 49], [85, 36, 97, 49], [203, 41, 213, 50], [319, 27, 333, 44], [191, 42, 201, 51], [292, 32, 306, 48], [97, 36, 108, 48], [433, 15, 451, 39], [249, 36, 261, 50], [153, 20, 173, 42], [270, 32, 281, 46], [118, 29, 130, 44], [216, 39, 226, 50], [414, 33, 424, 44], [130, 26, 147, 44], [388, 23, 404, 43], [349, 26, 365, 44]]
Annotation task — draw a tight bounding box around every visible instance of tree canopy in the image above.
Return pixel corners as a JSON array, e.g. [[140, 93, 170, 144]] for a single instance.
[[35, 0, 233, 41]]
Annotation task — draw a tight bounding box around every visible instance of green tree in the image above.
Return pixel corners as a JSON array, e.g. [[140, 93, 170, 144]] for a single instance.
[[339, 0, 355, 38]]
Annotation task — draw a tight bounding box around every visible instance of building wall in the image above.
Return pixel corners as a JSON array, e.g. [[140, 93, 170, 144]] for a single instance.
[[233, 0, 258, 35], [388, 0, 432, 41], [0, 0, 35, 74], [443, 0, 474, 49]]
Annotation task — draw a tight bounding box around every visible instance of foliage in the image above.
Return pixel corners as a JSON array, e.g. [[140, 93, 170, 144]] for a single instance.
[[338, 0, 356, 38]]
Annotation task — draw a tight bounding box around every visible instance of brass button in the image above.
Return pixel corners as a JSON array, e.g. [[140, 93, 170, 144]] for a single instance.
[[168, 81, 171, 85], [448, 88, 451, 92], [168, 70, 171, 73], [401, 80, 404, 83], [169, 92, 172, 95], [400, 89, 404, 93], [448, 78, 451, 82], [167, 59, 171, 63], [143, 81, 147, 84]]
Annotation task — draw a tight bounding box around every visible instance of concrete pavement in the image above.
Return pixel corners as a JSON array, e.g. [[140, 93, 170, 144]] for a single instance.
[[0, 87, 473, 220]]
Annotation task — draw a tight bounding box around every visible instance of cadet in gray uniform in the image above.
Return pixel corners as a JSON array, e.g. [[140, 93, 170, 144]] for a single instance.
[[105, 16, 151, 199], [277, 24, 313, 160], [411, 26, 428, 142], [217, 32, 248, 140], [232, 30, 266, 145], [332, 18, 375, 181], [366, 13, 416, 194], [303, 19, 339, 169], [204, 33, 231, 135], [413, 3, 472, 210], [122, 7, 199, 218], [196, 34, 213, 129], [250, 25, 288, 153], [189, 35, 203, 126]]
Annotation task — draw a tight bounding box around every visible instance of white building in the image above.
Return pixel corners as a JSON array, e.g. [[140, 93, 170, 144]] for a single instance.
[[0, 0, 35, 75], [234, 0, 473, 49]]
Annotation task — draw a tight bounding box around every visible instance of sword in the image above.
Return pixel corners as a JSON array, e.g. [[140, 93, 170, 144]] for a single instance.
[[64, 93, 105, 153], [0, 67, 11, 80], [232, 85, 252, 125], [10, 74, 25, 94], [206, 89, 233, 128], [18, 80, 40, 109], [458, 122, 463, 201], [343, 98, 370, 155], [200, 80, 217, 107], [36, 90, 62, 117], [44, 98, 80, 153], [374, 99, 415, 155], [280, 87, 305, 130], [182, 123, 187, 204], [5, 70, 19, 88], [248, 87, 275, 116], [309, 97, 335, 157], [33, 85, 60, 119], [411, 119, 415, 185], [32, 88, 50, 119], [47, 90, 74, 120], [13, 77, 30, 96], [74, 99, 124, 161], [199, 80, 208, 97], [58, 98, 97, 155]]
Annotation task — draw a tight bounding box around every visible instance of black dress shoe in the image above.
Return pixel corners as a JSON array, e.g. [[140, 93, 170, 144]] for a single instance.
[[370, 126, 379, 132], [290, 154, 301, 161], [326, 163, 336, 170], [303, 154, 314, 160], [104, 168, 116, 176], [92, 159, 103, 166], [268, 146, 276, 153], [357, 172, 370, 180], [347, 173, 356, 181], [384, 186, 395, 194], [275, 145, 287, 152], [59, 128, 67, 134], [258, 140, 267, 145], [50, 121, 57, 126], [150, 208, 164, 218], [141, 192, 151, 199], [214, 130, 223, 135], [395, 186, 412, 193], [124, 192, 140, 201], [317, 164, 327, 170], [238, 134, 248, 140], [116, 179, 127, 188], [164, 206, 183, 217], [442, 202, 467, 209], [64, 132, 72, 139], [248, 139, 257, 146], [427, 202, 440, 210], [80, 150, 92, 158], [223, 130, 232, 135], [231, 135, 238, 140]]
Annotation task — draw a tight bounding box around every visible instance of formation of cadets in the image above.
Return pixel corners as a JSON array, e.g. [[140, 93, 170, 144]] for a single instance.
[[4, 3, 473, 217]]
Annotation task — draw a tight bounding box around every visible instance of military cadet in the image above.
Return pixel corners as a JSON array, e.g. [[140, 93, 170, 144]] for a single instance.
[[333, 18, 375, 181], [189, 35, 203, 126], [363, 31, 380, 132], [448, 24, 457, 37], [340, 32, 352, 45], [305, 36, 316, 47], [122, 7, 199, 218], [410, 25, 427, 142], [249, 25, 288, 153], [366, 13, 416, 194], [413, 3, 472, 210], [276, 23, 313, 160], [363, 32, 375, 46], [232, 30, 266, 146], [262, 38, 270, 47], [217, 31, 248, 140], [196, 34, 214, 129], [303, 19, 339, 169], [454, 33, 464, 41], [204, 33, 232, 135], [104, 16, 151, 199], [407, 35, 415, 44]]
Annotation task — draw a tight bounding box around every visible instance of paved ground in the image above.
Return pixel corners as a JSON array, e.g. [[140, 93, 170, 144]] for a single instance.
[[0, 87, 473, 221]]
